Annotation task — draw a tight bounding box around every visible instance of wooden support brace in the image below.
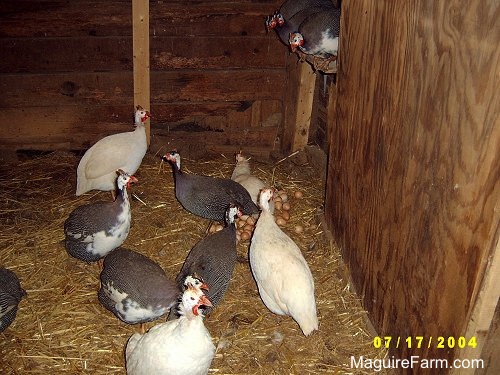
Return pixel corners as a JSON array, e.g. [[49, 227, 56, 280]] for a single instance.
[[282, 59, 317, 152], [132, 0, 150, 145]]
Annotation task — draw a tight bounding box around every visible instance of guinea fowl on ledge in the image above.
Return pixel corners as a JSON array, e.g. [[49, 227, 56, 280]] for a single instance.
[[161, 151, 259, 222]]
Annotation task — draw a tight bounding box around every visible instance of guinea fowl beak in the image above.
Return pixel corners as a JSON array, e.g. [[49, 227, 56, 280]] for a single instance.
[[199, 294, 212, 308]]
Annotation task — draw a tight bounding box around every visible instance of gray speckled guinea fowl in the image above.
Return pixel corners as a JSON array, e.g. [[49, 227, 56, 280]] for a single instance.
[[162, 151, 259, 222], [64, 169, 137, 262], [273, 4, 335, 46], [0, 267, 27, 333], [169, 205, 240, 320], [289, 7, 341, 58], [98, 248, 180, 324], [266, 0, 334, 33]]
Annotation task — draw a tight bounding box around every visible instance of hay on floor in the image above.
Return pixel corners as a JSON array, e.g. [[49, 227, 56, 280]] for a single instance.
[[0, 150, 387, 374]]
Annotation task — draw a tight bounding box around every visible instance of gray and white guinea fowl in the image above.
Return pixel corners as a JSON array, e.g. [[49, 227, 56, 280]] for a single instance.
[[249, 188, 318, 336], [267, 0, 335, 29], [289, 7, 341, 58], [161, 151, 259, 222], [98, 248, 180, 324], [272, 4, 335, 46], [76, 105, 150, 196], [169, 205, 240, 319], [64, 169, 137, 262], [125, 279, 215, 375], [0, 267, 27, 333]]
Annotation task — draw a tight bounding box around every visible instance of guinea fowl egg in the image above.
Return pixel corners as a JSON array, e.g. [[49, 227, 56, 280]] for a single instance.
[[294, 225, 304, 233], [246, 216, 256, 225], [274, 201, 283, 211], [275, 216, 286, 226], [214, 224, 224, 232], [243, 224, 254, 233], [281, 211, 290, 221], [278, 191, 288, 202], [240, 231, 251, 241], [294, 190, 303, 199], [274, 195, 282, 203], [239, 214, 249, 222], [237, 219, 246, 228], [282, 202, 291, 211]]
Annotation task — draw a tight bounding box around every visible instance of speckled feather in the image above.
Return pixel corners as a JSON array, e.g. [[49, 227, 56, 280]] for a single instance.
[[172, 206, 238, 318], [64, 172, 134, 262], [293, 8, 341, 57], [275, 4, 334, 46], [98, 248, 180, 324], [164, 152, 259, 222], [276, 0, 334, 21], [0, 268, 26, 333]]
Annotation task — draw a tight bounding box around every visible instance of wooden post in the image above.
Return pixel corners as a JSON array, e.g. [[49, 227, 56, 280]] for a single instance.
[[282, 56, 317, 152], [132, 0, 150, 145]]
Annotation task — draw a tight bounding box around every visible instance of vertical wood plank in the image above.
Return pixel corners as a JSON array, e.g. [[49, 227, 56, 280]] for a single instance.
[[282, 56, 317, 152], [132, 0, 150, 144], [325, 0, 500, 366]]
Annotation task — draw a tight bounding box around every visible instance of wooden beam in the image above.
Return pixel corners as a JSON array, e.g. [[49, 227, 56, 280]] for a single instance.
[[282, 57, 317, 152], [132, 0, 150, 144]]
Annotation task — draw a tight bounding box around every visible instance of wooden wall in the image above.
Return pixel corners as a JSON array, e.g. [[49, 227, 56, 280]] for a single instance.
[[325, 0, 499, 368], [0, 0, 286, 157]]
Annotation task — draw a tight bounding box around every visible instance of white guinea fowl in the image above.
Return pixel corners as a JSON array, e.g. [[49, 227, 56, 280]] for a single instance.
[[125, 278, 215, 375], [76, 106, 150, 196], [249, 188, 318, 336], [231, 153, 266, 205]]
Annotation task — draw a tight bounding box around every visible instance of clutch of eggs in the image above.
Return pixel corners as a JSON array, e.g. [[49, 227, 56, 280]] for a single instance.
[[233, 189, 305, 241]]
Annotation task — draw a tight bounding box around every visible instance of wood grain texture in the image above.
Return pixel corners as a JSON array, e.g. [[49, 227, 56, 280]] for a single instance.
[[0, 35, 286, 73], [0, 1, 278, 37], [325, 0, 499, 366], [0, 0, 286, 153]]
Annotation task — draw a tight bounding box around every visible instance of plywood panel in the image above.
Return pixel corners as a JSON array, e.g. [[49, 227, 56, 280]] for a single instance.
[[325, 0, 500, 367]]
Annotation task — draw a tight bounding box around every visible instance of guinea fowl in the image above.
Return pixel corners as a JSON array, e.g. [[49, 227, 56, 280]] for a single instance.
[[249, 188, 318, 336], [266, 0, 334, 30], [289, 7, 341, 60], [169, 204, 240, 319], [125, 278, 215, 375], [230, 152, 266, 206], [76, 105, 150, 196], [98, 248, 180, 325], [266, 0, 335, 45], [161, 151, 259, 222], [64, 170, 137, 263], [0, 267, 27, 333]]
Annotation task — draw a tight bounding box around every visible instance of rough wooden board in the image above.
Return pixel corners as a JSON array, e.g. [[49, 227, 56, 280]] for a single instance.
[[325, 0, 500, 366], [132, 0, 150, 144]]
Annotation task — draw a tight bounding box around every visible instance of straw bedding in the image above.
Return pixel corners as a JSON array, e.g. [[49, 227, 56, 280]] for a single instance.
[[0, 150, 387, 374]]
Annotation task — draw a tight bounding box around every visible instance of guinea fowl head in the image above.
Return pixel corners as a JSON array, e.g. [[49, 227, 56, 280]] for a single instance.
[[181, 284, 212, 317], [161, 151, 181, 170], [266, 12, 283, 31], [184, 274, 209, 291], [289, 32, 304, 52], [116, 169, 138, 190], [134, 105, 151, 126], [226, 204, 242, 226], [258, 188, 275, 211]]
